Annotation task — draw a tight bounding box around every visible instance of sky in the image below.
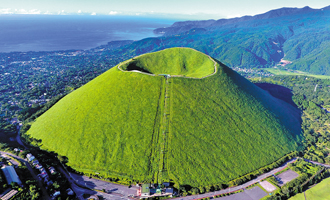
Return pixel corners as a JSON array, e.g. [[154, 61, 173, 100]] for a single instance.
[[0, 0, 330, 20]]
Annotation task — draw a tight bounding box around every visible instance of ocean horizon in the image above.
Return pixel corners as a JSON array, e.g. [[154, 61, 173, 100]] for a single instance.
[[0, 15, 176, 53]]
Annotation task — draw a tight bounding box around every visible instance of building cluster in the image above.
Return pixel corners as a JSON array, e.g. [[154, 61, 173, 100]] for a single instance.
[[137, 182, 174, 198], [26, 153, 61, 199], [232, 67, 274, 78]]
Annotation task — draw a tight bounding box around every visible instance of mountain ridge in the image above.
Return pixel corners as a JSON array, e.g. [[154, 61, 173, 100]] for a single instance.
[[154, 6, 320, 36], [96, 5, 330, 75]]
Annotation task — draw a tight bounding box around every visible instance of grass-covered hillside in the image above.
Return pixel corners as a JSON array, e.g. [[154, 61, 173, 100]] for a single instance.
[[26, 48, 302, 187], [166, 61, 302, 187]]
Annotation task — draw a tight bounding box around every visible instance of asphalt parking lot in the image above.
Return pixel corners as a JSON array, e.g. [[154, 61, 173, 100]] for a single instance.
[[276, 169, 299, 187], [70, 173, 137, 197]]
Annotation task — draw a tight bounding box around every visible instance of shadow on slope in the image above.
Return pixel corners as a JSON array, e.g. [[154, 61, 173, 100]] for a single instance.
[[255, 83, 298, 108], [219, 60, 302, 138]]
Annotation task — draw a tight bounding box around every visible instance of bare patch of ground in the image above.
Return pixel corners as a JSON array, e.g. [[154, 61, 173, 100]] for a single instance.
[[279, 58, 292, 66], [260, 181, 277, 192]]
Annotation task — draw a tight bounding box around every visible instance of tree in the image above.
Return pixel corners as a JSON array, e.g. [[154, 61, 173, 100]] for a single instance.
[[58, 155, 68, 164], [198, 186, 205, 194], [31, 193, 40, 200], [191, 188, 199, 195], [53, 181, 60, 190]]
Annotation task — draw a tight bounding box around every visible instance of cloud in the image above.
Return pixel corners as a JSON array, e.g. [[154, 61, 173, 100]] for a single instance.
[[0, 8, 44, 15], [15, 9, 41, 14], [125, 11, 225, 20], [58, 10, 67, 15], [226, 14, 242, 18], [0, 8, 13, 14], [17, 9, 27, 14], [77, 10, 82, 14], [108, 11, 119, 15], [44, 11, 52, 15], [91, 12, 96, 15], [28, 9, 41, 14]]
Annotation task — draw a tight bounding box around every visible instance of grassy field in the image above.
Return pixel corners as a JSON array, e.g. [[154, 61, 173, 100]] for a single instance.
[[265, 68, 330, 79], [26, 48, 302, 187], [289, 177, 330, 200]]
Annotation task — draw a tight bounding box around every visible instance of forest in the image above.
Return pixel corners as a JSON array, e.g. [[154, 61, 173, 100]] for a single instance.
[[252, 75, 330, 165]]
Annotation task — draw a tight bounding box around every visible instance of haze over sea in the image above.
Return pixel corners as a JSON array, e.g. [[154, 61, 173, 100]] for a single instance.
[[0, 15, 175, 53]]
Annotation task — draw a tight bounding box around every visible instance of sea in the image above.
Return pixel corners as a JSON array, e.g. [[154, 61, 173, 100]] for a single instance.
[[0, 15, 176, 53]]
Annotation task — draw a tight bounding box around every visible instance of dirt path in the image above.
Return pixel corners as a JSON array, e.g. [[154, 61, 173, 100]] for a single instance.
[[279, 58, 292, 67], [157, 76, 171, 183]]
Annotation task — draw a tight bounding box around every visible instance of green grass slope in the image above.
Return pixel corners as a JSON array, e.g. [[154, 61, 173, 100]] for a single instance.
[[166, 61, 302, 187], [289, 177, 330, 200], [26, 65, 165, 181], [26, 47, 302, 187]]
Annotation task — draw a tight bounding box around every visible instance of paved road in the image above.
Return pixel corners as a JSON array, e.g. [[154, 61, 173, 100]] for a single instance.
[[13, 129, 51, 199], [303, 158, 330, 168], [1, 154, 20, 166], [16, 126, 27, 149], [58, 165, 135, 200], [0, 151, 51, 200], [70, 173, 138, 197], [70, 181, 131, 200]]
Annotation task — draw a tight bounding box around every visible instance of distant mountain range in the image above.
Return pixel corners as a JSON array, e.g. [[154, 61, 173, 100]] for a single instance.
[[98, 5, 330, 75], [153, 6, 327, 36]]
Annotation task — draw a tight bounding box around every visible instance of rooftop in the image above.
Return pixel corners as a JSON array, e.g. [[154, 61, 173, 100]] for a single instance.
[[1, 166, 22, 185], [1, 189, 18, 200]]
